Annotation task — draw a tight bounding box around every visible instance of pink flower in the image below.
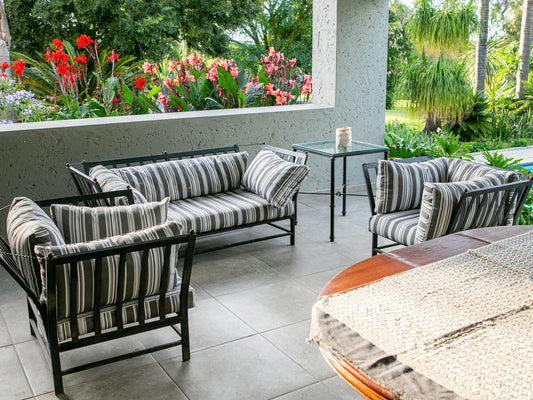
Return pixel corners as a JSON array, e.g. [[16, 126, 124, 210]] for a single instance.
[[268, 47, 276, 57], [187, 74, 195, 82], [142, 62, 158, 75], [288, 79, 295, 88], [229, 66, 238, 78], [164, 78, 172, 88], [158, 92, 167, 105], [168, 59, 181, 72], [289, 58, 297, 67]]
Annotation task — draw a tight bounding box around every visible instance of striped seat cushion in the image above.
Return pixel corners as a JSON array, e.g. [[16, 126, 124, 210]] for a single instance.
[[375, 158, 447, 214], [34, 221, 185, 322], [6, 197, 66, 297], [89, 165, 148, 204], [415, 174, 506, 243], [104, 152, 249, 202], [50, 198, 169, 244], [166, 188, 295, 233], [446, 158, 518, 183], [242, 150, 310, 208], [369, 209, 420, 246]]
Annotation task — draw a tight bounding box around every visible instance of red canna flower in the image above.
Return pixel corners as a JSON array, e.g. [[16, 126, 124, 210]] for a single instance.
[[52, 39, 64, 50], [134, 76, 146, 90], [111, 97, 117, 104], [74, 54, 87, 64], [107, 50, 119, 62], [0, 61, 9, 72], [57, 62, 69, 76], [11, 60, 25, 77], [76, 34, 95, 49]]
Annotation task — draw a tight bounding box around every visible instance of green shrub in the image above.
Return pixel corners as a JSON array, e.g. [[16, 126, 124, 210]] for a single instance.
[[384, 121, 435, 158]]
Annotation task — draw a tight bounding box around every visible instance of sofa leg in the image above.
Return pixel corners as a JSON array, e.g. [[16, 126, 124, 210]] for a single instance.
[[290, 217, 296, 246], [372, 233, 378, 256], [181, 319, 190, 362]]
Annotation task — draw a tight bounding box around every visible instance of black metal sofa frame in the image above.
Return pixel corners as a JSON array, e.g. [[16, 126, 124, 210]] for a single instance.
[[362, 157, 533, 255], [67, 145, 308, 253], [0, 191, 196, 398]]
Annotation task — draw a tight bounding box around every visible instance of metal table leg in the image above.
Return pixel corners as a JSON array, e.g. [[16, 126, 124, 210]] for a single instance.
[[342, 156, 347, 216], [330, 157, 335, 242]]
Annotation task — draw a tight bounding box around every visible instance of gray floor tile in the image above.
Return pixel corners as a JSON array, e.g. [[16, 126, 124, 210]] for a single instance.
[[262, 320, 335, 380], [137, 298, 255, 362], [271, 382, 347, 400], [294, 267, 346, 295], [191, 249, 283, 297], [17, 336, 156, 395], [161, 335, 316, 400], [0, 268, 26, 305], [0, 313, 12, 347], [62, 362, 187, 400], [0, 345, 33, 400], [1, 301, 33, 344], [217, 280, 316, 332], [322, 376, 365, 399]]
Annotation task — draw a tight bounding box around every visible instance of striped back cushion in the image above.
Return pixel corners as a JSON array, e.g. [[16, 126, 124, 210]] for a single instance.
[[34, 221, 183, 321], [89, 165, 148, 204], [415, 174, 505, 243], [446, 158, 518, 183], [213, 152, 249, 191], [50, 198, 169, 244], [6, 197, 66, 297], [242, 150, 310, 208], [375, 158, 447, 214]]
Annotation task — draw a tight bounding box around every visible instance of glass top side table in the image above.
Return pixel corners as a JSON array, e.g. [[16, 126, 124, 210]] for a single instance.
[[292, 140, 388, 242]]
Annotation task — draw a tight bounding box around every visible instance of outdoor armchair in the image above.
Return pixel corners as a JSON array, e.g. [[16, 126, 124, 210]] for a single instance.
[[0, 191, 196, 397], [362, 157, 533, 255]]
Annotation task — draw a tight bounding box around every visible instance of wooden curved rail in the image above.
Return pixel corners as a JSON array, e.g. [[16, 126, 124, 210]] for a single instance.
[[317, 225, 533, 400]]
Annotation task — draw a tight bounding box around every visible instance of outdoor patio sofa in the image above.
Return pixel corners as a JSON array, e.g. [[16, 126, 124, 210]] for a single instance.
[[67, 145, 310, 252], [0, 191, 196, 397], [362, 156, 533, 255]]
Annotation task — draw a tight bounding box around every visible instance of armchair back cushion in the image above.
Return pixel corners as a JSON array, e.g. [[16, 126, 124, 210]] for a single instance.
[[50, 198, 169, 244], [93, 152, 249, 202], [242, 150, 310, 208], [446, 158, 518, 183], [375, 158, 448, 214], [35, 221, 183, 322], [415, 174, 505, 243], [89, 165, 148, 204], [6, 197, 66, 297]]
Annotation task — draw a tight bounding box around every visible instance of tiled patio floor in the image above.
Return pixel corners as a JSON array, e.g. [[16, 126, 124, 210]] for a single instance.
[[0, 193, 376, 400]]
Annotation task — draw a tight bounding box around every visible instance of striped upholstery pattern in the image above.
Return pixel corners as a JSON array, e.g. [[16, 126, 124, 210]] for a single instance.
[[415, 174, 506, 243], [51, 198, 169, 244], [89, 165, 148, 204], [105, 152, 249, 202], [369, 209, 420, 246], [6, 197, 66, 297], [375, 158, 447, 214], [34, 221, 184, 322], [167, 188, 294, 233], [242, 150, 310, 208], [446, 158, 518, 183]]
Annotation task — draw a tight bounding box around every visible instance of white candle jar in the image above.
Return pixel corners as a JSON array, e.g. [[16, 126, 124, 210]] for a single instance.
[[336, 127, 352, 150]]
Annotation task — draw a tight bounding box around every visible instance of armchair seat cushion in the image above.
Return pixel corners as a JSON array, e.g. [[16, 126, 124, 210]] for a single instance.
[[167, 188, 294, 234], [369, 209, 420, 246]]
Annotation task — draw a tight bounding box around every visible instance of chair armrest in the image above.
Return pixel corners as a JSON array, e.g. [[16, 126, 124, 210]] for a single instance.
[[448, 179, 533, 234], [35, 190, 134, 208]]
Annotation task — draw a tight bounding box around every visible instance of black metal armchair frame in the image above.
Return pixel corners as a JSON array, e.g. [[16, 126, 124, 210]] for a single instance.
[[362, 158, 533, 255], [67, 145, 308, 253], [0, 191, 196, 398]]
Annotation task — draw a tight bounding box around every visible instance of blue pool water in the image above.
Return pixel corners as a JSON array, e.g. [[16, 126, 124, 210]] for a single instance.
[[521, 163, 533, 172]]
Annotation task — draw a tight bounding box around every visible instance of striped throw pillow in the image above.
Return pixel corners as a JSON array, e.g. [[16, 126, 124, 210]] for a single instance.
[[35, 221, 183, 321], [242, 150, 310, 208], [89, 165, 148, 204], [375, 158, 447, 214], [6, 197, 66, 297], [446, 158, 518, 183], [415, 174, 505, 243], [213, 152, 249, 192], [50, 198, 169, 244]]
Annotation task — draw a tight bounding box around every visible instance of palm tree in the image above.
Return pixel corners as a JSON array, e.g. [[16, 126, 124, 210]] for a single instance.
[[474, 0, 490, 94], [0, 0, 10, 77], [516, 0, 533, 98]]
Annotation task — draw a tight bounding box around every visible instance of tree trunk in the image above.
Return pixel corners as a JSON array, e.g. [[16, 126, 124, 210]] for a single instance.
[[424, 113, 441, 132], [0, 0, 11, 77], [516, 0, 533, 99], [474, 0, 490, 94]]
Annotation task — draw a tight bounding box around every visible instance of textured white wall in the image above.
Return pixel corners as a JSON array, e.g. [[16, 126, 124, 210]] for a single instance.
[[0, 0, 389, 230]]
